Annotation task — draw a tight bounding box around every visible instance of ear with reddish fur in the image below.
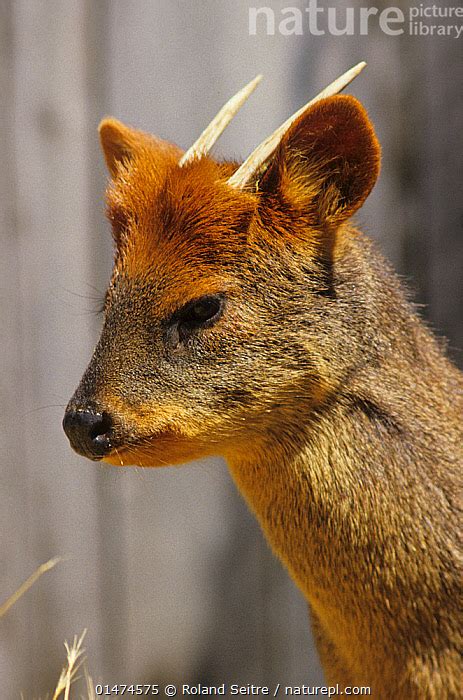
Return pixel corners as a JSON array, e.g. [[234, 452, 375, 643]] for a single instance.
[[99, 117, 182, 178], [258, 95, 381, 227]]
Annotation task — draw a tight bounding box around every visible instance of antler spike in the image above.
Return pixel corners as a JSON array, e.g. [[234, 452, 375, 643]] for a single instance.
[[179, 74, 263, 167], [227, 62, 367, 190]]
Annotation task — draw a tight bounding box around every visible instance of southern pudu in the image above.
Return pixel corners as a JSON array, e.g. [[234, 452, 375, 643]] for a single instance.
[[63, 64, 462, 698]]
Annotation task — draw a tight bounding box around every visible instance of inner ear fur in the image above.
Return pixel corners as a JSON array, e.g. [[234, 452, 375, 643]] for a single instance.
[[259, 95, 381, 227], [99, 117, 182, 178]]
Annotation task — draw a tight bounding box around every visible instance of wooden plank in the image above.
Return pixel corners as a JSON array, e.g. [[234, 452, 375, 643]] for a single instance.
[[1, 1, 119, 695], [0, 2, 32, 696], [423, 38, 463, 367]]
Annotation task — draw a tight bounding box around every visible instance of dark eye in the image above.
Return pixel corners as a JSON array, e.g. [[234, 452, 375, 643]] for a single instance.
[[179, 294, 224, 330], [166, 294, 225, 351]]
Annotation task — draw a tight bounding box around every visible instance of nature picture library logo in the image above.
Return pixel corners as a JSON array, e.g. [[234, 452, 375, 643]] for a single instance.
[[249, 2, 463, 39]]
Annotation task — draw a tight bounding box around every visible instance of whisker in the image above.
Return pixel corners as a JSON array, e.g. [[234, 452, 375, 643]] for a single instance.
[[51, 286, 106, 315], [25, 404, 67, 416]]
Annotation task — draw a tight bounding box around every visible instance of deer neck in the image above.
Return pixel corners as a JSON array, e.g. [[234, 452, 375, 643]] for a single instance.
[[224, 392, 454, 684]]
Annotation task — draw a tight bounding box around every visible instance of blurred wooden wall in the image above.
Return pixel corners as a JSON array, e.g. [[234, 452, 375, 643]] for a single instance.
[[1, 1, 461, 698]]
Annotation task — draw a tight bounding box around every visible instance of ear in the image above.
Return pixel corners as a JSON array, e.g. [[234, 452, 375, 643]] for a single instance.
[[98, 117, 182, 178], [259, 95, 381, 227]]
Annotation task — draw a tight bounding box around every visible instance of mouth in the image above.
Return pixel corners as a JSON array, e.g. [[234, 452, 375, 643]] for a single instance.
[[100, 430, 179, 466], [65, 425, 186, 468], [102, 431, 211, 468]]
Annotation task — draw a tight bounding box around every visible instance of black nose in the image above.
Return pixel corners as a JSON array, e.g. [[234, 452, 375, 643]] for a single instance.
[[63, 409, 113, 460]]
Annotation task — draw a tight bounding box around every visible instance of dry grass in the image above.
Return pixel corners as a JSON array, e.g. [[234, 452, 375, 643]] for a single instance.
[[2, 558, 95, 699], [0, 557, 62, 619], [50, 630, 95, 700]]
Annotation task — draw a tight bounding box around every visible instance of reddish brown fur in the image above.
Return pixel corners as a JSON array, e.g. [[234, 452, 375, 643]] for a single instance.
[[65, 95, 462, 698]]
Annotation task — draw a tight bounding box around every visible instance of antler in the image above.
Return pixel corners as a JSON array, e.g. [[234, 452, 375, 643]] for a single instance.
[[227, 62, 367, 190], [179, 74, 263, 167]]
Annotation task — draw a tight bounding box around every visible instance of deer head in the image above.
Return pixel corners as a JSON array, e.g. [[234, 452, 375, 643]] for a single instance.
[[63, 64, 380, 467]]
